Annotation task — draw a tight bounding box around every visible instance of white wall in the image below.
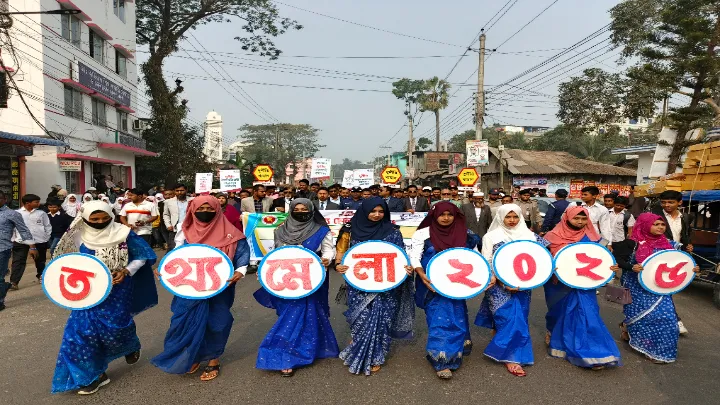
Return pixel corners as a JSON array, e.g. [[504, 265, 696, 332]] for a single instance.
[[1, 0, 141, 196]]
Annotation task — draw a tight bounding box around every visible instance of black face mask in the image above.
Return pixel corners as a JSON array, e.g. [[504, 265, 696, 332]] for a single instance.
[[194, 211, 216, 223], [291, 211, 313, 223], [83, 219, 112, 230]]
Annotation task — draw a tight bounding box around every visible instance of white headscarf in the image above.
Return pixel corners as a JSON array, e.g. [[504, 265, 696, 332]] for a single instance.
[[113, 197, 126, 213], [61, 194, 81, 217], [100, 196, 111, 205], [155, 193, 165, 202], [53, 201, 131, 271], [483, 204, 536, 251], [82, 193, 94, 204]]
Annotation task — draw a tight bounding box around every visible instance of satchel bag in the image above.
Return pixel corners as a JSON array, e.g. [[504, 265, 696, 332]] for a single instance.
[[605, 281, 632, 305]]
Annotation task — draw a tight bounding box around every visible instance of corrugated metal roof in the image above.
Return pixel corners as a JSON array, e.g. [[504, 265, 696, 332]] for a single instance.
[[0, 131, 68, 147], [489, 148, 637, 177]]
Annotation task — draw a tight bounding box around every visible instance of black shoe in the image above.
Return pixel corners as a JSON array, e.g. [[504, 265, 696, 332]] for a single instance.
[[125, 350, 141, 365], [247, 265, 258, 275], [77, 373, 110, 395], [0, 303, 5, 312]]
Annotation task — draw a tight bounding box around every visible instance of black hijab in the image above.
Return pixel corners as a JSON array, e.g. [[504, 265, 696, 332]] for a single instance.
[[350, 197, 396, 241]]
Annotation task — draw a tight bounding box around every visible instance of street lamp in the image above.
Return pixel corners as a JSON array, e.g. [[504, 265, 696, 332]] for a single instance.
[[0, 10, 82, 15]]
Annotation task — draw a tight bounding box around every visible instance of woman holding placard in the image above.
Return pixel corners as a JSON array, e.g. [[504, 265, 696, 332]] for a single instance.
[[151, 196, 249, 381], [614, 213, 699, 363], [51, 201, 157, 395], [476, 204, 549, 377], [409, 202, 481, 380], [255, 198, 339, 377], [544, 206, 622, 369], [335, 197, 414, 375]]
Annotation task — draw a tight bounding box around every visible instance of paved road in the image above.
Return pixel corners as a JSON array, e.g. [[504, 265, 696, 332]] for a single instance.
[[1, 253, 719, 405]]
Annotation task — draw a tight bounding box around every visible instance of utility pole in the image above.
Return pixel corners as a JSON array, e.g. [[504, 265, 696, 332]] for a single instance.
[[407, 101, 415, 185], [475, 31, 486, 140]]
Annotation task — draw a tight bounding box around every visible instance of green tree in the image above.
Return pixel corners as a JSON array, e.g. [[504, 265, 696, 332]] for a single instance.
[[135, 1, 301, 185], [418, 77, 451, 151], [609, 0, 720, 172], [530, 125, 629, 163], [416, 136, 433, 151], [136, 122, 210, 190], [238, 124, 325, 181]]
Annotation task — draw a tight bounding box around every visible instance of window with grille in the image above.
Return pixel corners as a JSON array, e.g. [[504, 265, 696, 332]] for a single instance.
[[61, 14, 81, 48], [116, 110, 128, 133], [89, 31, 104, 63], [115, 50, 127, 79], [63, 85, 83, 120], [91, 98, 107, 127]]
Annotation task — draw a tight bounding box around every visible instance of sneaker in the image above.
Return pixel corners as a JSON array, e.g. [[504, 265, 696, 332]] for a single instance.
[[125, 350, 141, 365], [678, 321, 689, 335], [77, 373, 110, 395]]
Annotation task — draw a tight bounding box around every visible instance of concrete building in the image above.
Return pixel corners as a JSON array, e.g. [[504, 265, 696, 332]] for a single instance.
[[203, 111, 223, 162], [224, 140, 251, 162], [0, 0, 155, 198]]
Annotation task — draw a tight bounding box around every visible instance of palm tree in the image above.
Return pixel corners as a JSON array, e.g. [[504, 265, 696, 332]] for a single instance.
[[419, 77, 451, 151]]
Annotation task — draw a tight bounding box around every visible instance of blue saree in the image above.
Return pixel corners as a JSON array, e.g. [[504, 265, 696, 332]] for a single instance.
[[622, 243, 680, 363], [151, 241, 250, 373], [415, 231, 480, 371], [255, 228, 340, 370], [52, 232, 157, 393], [339, 230, 410, 375], [475, 236, 548, 366], [544, 235, 621, 368]]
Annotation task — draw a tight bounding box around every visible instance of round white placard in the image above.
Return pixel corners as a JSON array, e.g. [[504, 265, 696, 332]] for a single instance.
[[158, 244, 234, 299], [42, 253, 112, 310], [554, 242, 616, 290], [426, 248, 491, 300], [640, 250, 696, 295], [342, 241, 410, 293], [493, 240, 554, 290], [258, 246, 326, 299]]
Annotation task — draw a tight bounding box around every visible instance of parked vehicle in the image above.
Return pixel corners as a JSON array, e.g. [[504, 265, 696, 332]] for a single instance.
[[682, 190, 720, 308]]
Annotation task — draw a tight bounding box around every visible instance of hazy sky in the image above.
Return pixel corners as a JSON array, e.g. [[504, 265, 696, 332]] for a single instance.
[[137, 0, 623, 164]]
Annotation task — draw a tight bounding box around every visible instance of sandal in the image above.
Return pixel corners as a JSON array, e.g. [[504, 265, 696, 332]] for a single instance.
[[125, 350, 141, 365], [506, 363, 526, 377], [592, 366, 605, 371], [281, 369, 294, 377], [370, 365, 381, 374], [186, 363, 200, 375], [436, 369, 452, 379], [200, 365, 220, 381], [619, 323, 629, 342], [544, 331, 551, 346]]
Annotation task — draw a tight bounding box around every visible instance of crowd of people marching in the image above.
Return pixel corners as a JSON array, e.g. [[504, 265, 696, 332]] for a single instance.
[[0, 178, 699, 395]]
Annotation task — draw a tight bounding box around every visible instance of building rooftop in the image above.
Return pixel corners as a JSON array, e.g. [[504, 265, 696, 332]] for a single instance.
[[487, 148, 637, 177]]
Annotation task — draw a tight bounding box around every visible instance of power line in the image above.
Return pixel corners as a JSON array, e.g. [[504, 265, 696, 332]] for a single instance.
[[166, 72, 393, 92], [186, 33, 279, 123], [492, 0, 561, 50], [273, 1, 464, 48], [136, 49, 469, 59], [485, 0, 519, 33]]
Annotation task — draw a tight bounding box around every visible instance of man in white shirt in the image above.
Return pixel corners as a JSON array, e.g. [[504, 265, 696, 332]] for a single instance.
[[328, 185, 343, 206], [163, 184, 193, 250], [10, 194, 51, 289], [566, 186, 613, 243], [120, 188, 158, 245], [606, 195, 635, 244]]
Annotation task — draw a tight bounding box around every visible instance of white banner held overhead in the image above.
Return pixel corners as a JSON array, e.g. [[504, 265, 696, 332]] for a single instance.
[[353, 169, 374, 188], [310, 158, 332, 180], [466, 139, 489, 166], [219, 170, 241, 192], [341, 170, 355, 188], [195, 173, 213, 194]]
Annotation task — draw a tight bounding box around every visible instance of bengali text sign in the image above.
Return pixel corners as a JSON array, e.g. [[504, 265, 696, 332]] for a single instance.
[[342, 241, 410, 292], [42, 253, 113, 310], [158, 244, 234, 299], [427, 248, 491, 299]]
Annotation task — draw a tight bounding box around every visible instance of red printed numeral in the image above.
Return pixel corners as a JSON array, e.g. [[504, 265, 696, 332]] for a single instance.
[[352, 253, 398, 283], [446, 259, 482, 288], [264, 258, 314, 291], [655, 262, 688, 288], [513, 253, 537, 282], [575, 253, 605, 281], [59, 266, 95, 301], [165, 257, 223, 291]]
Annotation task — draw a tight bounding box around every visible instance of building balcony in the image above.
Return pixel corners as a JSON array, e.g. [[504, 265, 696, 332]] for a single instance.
[[115, 132, 147, 150]]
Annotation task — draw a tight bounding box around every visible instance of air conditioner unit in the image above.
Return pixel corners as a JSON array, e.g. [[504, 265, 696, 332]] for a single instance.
[[132, 119, 147, 131]]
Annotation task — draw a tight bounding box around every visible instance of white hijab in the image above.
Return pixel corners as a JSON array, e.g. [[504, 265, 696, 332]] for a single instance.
[[53, 201, 131, 271], [483, 204, 536, 247], [61, 194, 81, 217], [80, 200, 130, 250], [82, 193, 94, 204]]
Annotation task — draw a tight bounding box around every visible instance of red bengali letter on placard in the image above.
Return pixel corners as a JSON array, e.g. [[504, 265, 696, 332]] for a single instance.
[[59, 267, 95, 301], [352, 252, 398, 283], [655, 262, 688, 288], [264, 258, 314, 291]]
